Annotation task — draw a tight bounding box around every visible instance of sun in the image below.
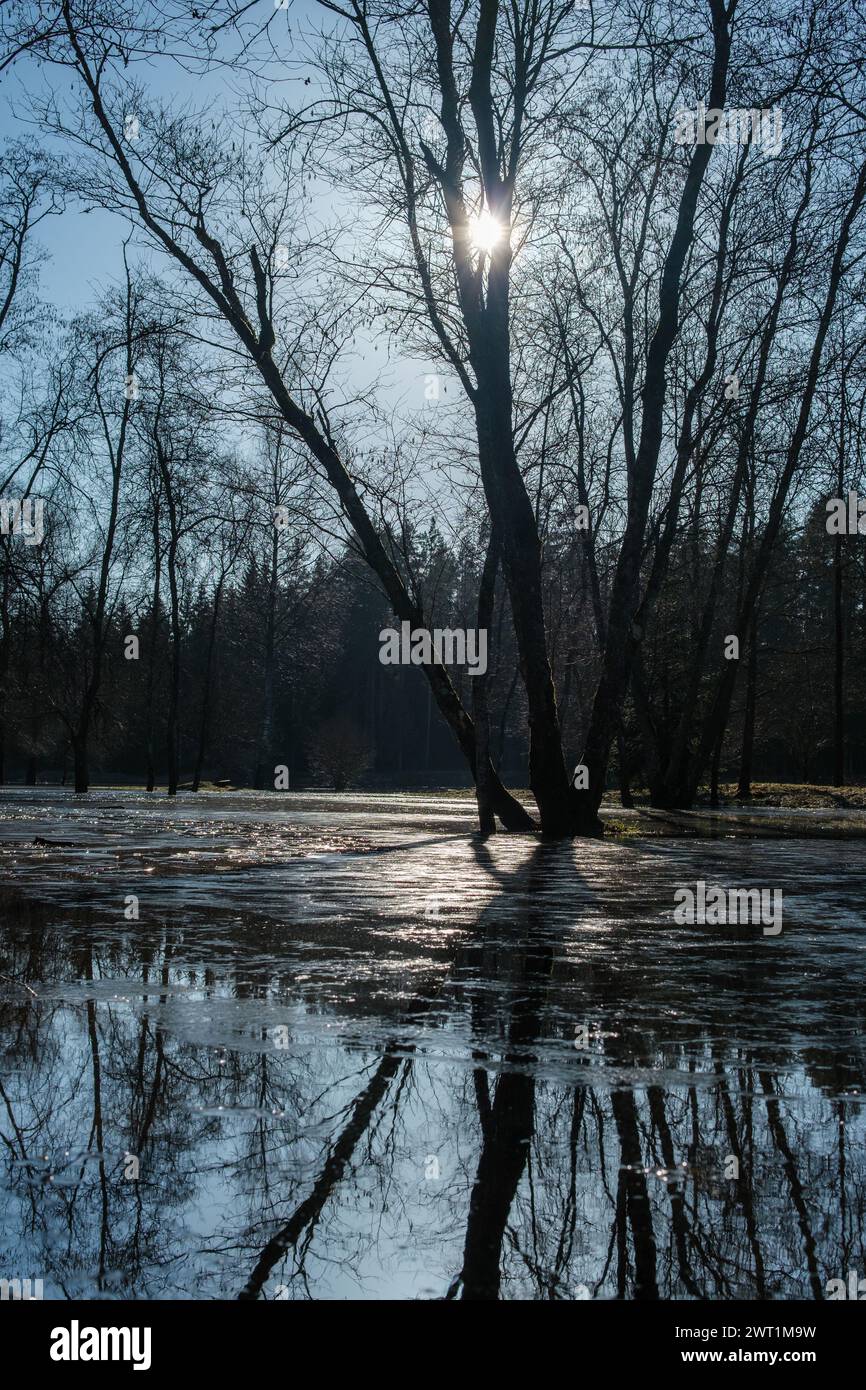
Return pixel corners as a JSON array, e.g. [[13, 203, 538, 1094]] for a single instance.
[[468, 210, 505, 254]]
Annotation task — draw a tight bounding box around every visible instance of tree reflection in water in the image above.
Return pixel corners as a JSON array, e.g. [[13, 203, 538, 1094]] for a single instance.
[[1, 828, 864, 1301]]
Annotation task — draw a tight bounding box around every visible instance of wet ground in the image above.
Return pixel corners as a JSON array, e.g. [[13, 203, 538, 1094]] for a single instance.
[[0, 789, 864, 1300]]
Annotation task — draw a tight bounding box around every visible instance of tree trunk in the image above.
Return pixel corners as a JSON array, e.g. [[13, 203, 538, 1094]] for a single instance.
[[684, 160, 866, 803], [155, 434, 181, 797], [0, 555, 10, 786], [192, 577, 223, 792], [659, 151, 814, 807], [238, 1048, 403, 1300], [164, 532, 180, 797], [709, 723, 723, 808], [460, 1066, 535, 1298], [472, 317, 577, 836], [574, 0, 731, 829], [472, 528, 500, 836], [69, 297, 132, 798], [833, 377, 846, 786], [145, 501, 161, 793], [611, 1088, 658, 1299], [736, 617, 758, 800], [257, 354, 533, 829], [254, 528, 278, 791], [833, 528, 844, 787], [70, 45, 534, 832]]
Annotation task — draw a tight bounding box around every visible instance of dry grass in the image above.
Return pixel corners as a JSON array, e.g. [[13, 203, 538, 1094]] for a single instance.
[[598, 782, 866, 811], [715, 782, 866, 810]]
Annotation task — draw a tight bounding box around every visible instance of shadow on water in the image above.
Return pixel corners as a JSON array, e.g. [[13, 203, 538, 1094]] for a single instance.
[[0, 796, 865, 1300]]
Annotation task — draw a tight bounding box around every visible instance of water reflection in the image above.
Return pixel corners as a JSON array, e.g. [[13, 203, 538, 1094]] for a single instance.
[[0, 795, 864, 1300]]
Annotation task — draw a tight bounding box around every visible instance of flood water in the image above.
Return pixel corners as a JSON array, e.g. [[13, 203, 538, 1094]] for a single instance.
[[0, 789, 864, 1300]]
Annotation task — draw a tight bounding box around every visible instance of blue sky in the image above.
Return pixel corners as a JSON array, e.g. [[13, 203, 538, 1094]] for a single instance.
[[0, 1, 322, 309], [0, 2, 475, 530]]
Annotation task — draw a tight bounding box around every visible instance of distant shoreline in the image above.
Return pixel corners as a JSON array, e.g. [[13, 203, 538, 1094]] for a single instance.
[[3, 783, 866, 840]]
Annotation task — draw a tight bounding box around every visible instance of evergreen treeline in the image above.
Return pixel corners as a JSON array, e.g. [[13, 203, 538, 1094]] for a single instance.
[[3, 502, 865, 794]]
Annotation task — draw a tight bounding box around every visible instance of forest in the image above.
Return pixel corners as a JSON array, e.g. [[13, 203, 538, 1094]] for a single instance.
[[0, 0, 863, 832]]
